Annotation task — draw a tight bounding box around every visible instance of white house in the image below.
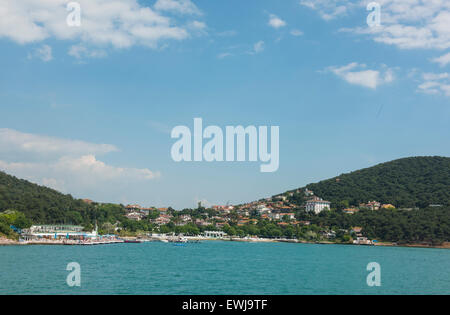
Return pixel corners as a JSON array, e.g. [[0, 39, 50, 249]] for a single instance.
[[306, 197, 331, 214]]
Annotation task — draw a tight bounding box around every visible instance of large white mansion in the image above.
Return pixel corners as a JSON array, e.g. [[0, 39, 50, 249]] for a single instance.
[[306, 197, 331, 214]]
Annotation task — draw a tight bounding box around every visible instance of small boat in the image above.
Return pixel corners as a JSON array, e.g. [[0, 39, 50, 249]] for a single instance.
[[169, 236, 188, 244], [124, 240, 143, 244]]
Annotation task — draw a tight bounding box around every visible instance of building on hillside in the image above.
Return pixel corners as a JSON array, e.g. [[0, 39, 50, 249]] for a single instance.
[[351, 227, 363, 236], [306, 197, 331, 214], [126, 212, 144, 221], [180, 215, 192, 222], [343, 208, 359, 215], [126, 204, 142, 212], [140, 208, 153, 215], [269, 213, 295, 220], [274, 195, 287, 201], [359, 201, 381, 210], [237, 219, 249, 226], [256, 204, 271, 213], [195, 219, 211, 227], [154, 216, 171, 226], [381, 204, 396, 209]]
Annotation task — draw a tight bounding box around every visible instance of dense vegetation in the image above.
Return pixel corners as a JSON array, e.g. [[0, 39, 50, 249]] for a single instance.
[[0, 210, 32, 239], [0, 171, 125, 228], [301, 207, 450, 245], [303, 156, 450, 208]]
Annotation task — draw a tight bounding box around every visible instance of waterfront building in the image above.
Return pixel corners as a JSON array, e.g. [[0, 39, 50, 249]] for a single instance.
[[22, 225, 97, 240], [204, 231, 227, 238], [353, 237, 373, 245]]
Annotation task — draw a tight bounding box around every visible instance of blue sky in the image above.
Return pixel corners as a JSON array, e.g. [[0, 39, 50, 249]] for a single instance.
[[0, 0, 449, 209]]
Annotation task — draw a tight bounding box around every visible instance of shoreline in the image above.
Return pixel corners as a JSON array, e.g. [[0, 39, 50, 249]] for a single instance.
[[1, 236, 449, 249]]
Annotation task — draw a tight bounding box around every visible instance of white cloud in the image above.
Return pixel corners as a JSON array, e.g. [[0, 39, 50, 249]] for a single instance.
[[302, 1, 450, 51], [417, 72, 450, 96], [432, 52, 450, 67], [189, 20, 206, 30], [68, 44, 107, 59], [252, 41, 265, 54], [290, 29, 304, 37], [0, 155, 159, 193], [326, 62, 395, 89], [423, 72, 449, 81], [268, 14, 286, 29], [30, 44, 53, 62], [337, 1, 450, 51], [300, 0, 351, 21], [0, 128, 117, 157], [0, 129, 160, 200], [187, 20, 207, 35], [217, 52, 233, 59], [0, 0, 203, 55], [154, 0, 201, 15]]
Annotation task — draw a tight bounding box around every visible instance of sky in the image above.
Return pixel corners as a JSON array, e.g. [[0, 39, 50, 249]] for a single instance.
[[0, 0, 449, 209]]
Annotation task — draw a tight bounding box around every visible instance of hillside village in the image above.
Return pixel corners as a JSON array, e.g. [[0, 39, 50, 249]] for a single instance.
[[121, 188, 396, 226], [109, 188, 403, 244]]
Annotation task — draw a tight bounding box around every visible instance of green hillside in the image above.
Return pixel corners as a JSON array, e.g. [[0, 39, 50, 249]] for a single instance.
[[304, 156, 450, 208], [0, 171, 124, 226]]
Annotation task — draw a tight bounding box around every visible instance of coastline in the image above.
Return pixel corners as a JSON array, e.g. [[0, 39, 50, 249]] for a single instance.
[[1, 236, 449, 249]]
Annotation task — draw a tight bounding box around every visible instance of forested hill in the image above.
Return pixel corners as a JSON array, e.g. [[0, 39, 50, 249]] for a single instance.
[[0, 171, 94, 224], [304, 156, 450, 208]]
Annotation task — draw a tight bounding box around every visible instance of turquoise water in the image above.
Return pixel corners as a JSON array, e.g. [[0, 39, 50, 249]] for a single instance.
[[0, 242, 449, 294]]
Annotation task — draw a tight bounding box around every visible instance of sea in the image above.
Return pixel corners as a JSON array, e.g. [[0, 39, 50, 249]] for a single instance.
[[0, 241, 449, 295]]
